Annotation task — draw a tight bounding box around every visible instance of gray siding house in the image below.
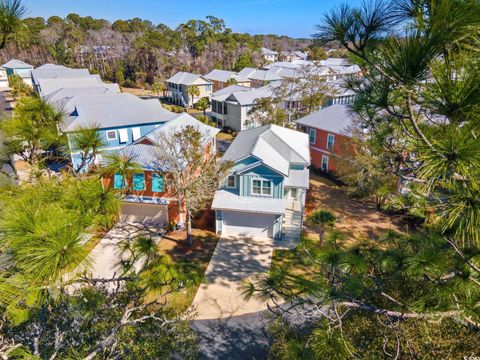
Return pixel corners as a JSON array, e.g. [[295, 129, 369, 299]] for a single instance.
[[212, 124, 310, 241]]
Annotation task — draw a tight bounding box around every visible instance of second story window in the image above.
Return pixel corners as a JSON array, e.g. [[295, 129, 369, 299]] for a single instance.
[[252, 179, 272, 196], [309, 128, 316, 144], [106, 130, 117, 141], [327, 134, 335, 150], [227, 175, 236, 188]]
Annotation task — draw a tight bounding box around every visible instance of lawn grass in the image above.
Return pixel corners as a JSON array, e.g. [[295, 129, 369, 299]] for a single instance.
[[216, 132, 234, 141], [156, 229, 219, 312]]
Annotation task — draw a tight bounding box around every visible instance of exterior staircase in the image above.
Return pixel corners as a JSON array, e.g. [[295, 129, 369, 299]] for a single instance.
[[278, 209, 303, 250]]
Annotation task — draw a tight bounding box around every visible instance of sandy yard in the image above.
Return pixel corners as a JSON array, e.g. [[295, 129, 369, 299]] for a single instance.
[[305, 173, 405, 242]]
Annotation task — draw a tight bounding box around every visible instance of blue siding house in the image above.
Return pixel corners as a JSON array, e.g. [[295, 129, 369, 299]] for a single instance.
[[212, 124, 310, 241], [56, 93, 177, 171]]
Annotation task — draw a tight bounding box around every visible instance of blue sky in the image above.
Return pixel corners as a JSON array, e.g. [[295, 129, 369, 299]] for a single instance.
[[22, 0, 358, 38]]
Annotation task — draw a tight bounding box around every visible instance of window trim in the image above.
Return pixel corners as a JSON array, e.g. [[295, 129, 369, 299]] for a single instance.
[[251, 178, 273, 197], [226, 175, 236, 189], [106, 130, 117, 141], [327, 133, 335, 150], [309, 128, 316, 144]]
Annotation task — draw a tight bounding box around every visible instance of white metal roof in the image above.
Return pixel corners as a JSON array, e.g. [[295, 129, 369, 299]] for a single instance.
[[1, 59, 33, 69], [167, 71, 211, 85], [222, 124, 310, 176], [204, 69, 237, 83]]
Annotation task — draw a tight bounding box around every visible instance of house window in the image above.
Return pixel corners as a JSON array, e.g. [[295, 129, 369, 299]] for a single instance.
[[132, 127, 141, 141], [327, 134, 335, 150], [118, 129, 129, 144], [309, 128, 316, 144], [106, 130, 117, 141], [132, 173, 145, 191], [252, 179, 272, 196], [227, 175, 236, 188], [290, 188, 298, 200], [321, 155, 329, 172], [113, 174, 124, 189], [151, 173, 164, 192]]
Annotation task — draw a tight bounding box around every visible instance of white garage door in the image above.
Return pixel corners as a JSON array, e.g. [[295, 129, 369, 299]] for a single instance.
[[120, 203, 168, 225], [222, 211, 275, 238]]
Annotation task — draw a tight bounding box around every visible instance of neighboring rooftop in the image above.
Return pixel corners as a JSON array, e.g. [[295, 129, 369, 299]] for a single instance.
[[204, 69, 237, 83], [167, 71, 210, 85], [225, 87, 272, 106], [1, 59, 33, 69], [210, 85, 251, 101], [261, 47, 278, 55], [319, 58, 352, 67], [60, 96, 176, 132], [296, 104, 358, 136]]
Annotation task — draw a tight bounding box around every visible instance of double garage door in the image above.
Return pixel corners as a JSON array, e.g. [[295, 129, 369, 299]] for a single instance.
[[222, 211, 276, 238], [120, 203, 168, 225]]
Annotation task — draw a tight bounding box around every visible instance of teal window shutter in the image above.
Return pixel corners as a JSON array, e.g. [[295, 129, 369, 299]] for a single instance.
[[132, 173, 145, 191], [113, 174, 123, 189], [152, 173, 164, 192]]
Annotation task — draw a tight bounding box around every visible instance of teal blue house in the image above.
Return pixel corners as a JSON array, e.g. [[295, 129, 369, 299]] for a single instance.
[[212, 124, 310, 241], [56, 93, 178, 172]]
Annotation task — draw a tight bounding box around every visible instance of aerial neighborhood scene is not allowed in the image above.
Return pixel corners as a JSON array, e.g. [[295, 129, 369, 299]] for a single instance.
[[0, 0, 479, 358]]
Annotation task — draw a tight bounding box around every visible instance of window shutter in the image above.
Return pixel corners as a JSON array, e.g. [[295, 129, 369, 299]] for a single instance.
[[113, 174, 123, 189], [132, 173, 145, 191], [151, 174, 164, 192]]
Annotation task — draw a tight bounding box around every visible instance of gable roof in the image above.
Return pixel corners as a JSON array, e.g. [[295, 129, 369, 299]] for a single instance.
[[222, 124, 310, 176], [35, 63, 70, 70], [1, 59, 33, 69], [211, 85, 251, 101], [296, 104, 357, 136], [261, 47, 278, 55], [32, 67, 92, 86], [119, 113, 219, 171], [37, 77, 104, 97], [225, 87, 272, 106], [246, 69, 282, 82], [143, 112, 219, 144], [52, 92, 131, 115], [204, 69, 237, 83], [60, 96, 177, 132], [43, 84, 120, 104], [167, 71, 211, 85]]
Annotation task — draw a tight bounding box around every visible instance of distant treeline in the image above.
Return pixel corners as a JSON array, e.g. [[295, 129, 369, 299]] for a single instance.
[[0, 14, 340, 87]]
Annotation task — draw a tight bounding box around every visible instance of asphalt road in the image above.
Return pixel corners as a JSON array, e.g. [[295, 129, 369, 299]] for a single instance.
[[192, 310, 270, 360]]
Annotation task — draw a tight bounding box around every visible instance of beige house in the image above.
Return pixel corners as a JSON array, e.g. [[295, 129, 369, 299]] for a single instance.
[[167, 72, 213, 107]]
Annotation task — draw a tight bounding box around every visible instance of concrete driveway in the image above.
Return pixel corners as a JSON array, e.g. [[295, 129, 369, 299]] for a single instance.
[[87, 221, 165, 279], [192, 235, 274, 320]]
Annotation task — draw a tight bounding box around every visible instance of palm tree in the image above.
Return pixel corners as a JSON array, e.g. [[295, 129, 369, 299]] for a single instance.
[[307, 209, 336, 246], [187, 85, 200, 108], [69, 126, 105, 174], [101, 152, 141, 195], [0, 0, 27, 49], [1, 95, 64, 166], [151, 82, 166, 97]]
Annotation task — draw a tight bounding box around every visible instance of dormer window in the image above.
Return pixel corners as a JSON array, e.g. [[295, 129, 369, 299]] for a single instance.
[[227, 175, 236, 188]]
